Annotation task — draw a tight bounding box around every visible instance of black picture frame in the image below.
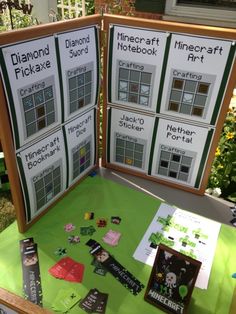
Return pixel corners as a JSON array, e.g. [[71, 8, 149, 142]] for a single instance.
[[144, 244, 202, 314]]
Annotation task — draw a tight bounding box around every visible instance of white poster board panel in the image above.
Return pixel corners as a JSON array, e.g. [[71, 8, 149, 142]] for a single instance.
[[159, 34, 233, 124], [57, 26, 99, 121], [16, 129, 67, 222], [64, 109, 96, 186], [108, 25, 168, 112], [0, 36, 61, 149], [151, 118, 211, 187], [108, 108, 155, 173]]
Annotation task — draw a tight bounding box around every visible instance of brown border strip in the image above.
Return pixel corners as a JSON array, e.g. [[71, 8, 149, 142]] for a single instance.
[[0, 287, 52, 313]]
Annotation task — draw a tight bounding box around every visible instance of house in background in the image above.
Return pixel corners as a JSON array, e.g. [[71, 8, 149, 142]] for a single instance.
[[26, 1, 235, 28]]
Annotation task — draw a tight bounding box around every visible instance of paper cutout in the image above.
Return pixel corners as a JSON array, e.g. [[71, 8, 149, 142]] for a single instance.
[[64, 223, 76, 232], [102, 230, 121, 246], [19, 238, 43, 306], [80, 225, 96, 235], [84, 212, 94, 220], [86, 240, 144, 295], [49, 257, 84, 283], [111, 216, 121, 224], [68, 235, 81, 244], [96, 219, 107, 228], [52, 288, 81, 312], [79, 288, 108, 313]]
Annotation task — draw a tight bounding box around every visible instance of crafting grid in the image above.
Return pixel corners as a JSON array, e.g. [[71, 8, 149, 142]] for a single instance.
[[118, 65, 152, 107], [34, 162, 62, 211], [168, 78, 210, 117], [158, 148, 193, 182], [115, 133, 145, 169], [68, 62, 93, 114], [21, 77, 56, 138], [72, 137, 91, 179]]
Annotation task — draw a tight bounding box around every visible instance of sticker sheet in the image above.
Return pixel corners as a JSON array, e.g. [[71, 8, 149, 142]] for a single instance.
[[133, 203, 221, 289]]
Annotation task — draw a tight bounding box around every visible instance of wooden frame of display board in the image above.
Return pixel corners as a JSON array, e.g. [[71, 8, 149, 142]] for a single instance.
[[0, 14, 102, 233], [102, 14, 236, 195], [0, 287, 51, 314]]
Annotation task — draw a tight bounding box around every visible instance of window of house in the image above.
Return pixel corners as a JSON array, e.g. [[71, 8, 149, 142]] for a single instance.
[[164, 0, 236, 27], [177, 1, 236, 9]]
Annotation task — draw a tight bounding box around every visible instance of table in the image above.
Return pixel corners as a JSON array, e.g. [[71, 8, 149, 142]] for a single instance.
[[0, 175, 235, 313]]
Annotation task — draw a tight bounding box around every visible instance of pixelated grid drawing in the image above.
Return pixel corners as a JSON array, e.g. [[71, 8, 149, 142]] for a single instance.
[[117, 60, 155, 108], [115, 132, 146, 169], [157, 146, 196, 183], [33, 160, 62, 211], [72, 136, 91, 179], [20, 76, 56, 139], [167, 69, 215, 118], [67, 62, 93, 114]]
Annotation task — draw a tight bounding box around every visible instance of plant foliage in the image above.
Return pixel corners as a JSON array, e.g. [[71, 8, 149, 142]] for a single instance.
[[207, 106, 236, 201]]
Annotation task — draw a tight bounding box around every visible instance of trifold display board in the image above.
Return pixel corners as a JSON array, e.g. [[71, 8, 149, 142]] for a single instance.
[[0, 15, 101, 232], [102, 14, 236, 195], [0, 14, 236, 233]]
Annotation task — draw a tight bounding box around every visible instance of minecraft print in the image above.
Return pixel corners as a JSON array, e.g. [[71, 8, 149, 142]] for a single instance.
[[108, 108, 155, 173], [115, 132, 146, 170], [0, 36, 62, 149], [32, 159, 62, 212], [117, 60, 155, 108], [150, 118, 212, 188], [19, 76, 57, 140], [159, 34, 233, 124], [16, 129, 67, 222], [167, 69, 215, 119], [67, 62, 93, 114], [72, 135, 92, 180], [157, 145, 196, 184], [109, 25, 168, 112]]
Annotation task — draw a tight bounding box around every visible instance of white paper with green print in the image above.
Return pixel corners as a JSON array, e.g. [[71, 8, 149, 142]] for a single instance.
[[16, 128, 67, 222], [108, 107, 155, 173], [56, 26, 100, 121], [150, 117, 213, 188], [0, 36, 62, 149], [108, 25, 168, 112], [63, 109, 96, 187], [158, 34, 233, 124]]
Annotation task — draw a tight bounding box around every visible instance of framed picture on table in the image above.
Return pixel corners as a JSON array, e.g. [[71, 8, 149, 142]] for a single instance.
[[144, 244, 201, 314]]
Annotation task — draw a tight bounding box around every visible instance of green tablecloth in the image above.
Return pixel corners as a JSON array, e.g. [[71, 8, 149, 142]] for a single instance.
[[0, 175, 235, 313]]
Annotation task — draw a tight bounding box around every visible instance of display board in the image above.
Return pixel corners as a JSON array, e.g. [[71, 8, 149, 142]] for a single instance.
[[0, 15, 101, 232], [103, 14, 236, 194], [0, 14, 236, 232]]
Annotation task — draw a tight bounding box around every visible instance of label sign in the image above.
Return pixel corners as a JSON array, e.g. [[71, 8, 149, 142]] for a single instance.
[[17, 129, 67, 222], [0, 36, 61, 149], [108, 25, 168, 112], [64, 109, 96, 186], [108, 108, 155, 173], [159, 34, 233, 124], [57, 26, 100, 121], [150, 118, 212, 188]]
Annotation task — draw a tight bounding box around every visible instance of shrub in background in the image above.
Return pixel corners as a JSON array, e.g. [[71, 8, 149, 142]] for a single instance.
[[207, 106, 236, 202]]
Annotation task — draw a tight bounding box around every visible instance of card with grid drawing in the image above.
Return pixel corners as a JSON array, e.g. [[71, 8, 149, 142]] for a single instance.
[[63, 109, 96, 187]]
